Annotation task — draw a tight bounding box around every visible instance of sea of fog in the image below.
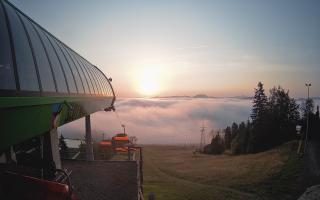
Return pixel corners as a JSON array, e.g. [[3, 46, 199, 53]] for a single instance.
[[59, 97, 320, 145]]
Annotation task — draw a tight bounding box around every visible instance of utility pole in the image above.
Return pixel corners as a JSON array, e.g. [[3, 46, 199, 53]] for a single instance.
[[304, 83, 312, 154], [199, 122, 206, 152]]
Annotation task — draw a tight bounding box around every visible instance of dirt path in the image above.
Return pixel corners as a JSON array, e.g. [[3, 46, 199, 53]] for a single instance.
[[145, 157, 260, 200]]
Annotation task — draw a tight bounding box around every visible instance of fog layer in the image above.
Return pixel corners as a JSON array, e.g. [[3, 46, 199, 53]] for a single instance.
[[59, 98, 252, 144]]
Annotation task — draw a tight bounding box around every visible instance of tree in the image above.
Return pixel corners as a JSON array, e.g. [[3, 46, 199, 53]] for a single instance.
[[301, 99, 316, 140], [226, 83, 301, 154], [231, 122, 239, 140], [224, 126, 232, 149], [248, 82, 270, 153], [231, 122, 250, 154], [301, 98, 314, 120], [251, 82, 268, 122], [268, 86, 300, 144], [204, 132, 225, 155]]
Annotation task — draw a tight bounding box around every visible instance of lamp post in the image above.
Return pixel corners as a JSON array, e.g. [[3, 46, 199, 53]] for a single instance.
[[121, 124, 126, 134], [304, 83, 312, 154]]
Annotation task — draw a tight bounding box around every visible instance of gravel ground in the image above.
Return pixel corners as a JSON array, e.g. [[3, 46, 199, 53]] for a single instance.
[[62, 160, 138, 200], [298, 185, 320, 200]]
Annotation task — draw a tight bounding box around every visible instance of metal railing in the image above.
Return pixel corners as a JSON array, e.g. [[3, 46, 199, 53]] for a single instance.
[[127, 146, 144, 200]]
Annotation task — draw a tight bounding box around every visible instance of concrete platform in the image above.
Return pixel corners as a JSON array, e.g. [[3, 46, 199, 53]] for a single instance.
[[62, 160, 139, 200]]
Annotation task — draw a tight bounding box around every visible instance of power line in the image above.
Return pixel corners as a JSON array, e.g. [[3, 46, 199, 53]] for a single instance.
[[114, 109, 123, 128], [114, 109, 128, 135]]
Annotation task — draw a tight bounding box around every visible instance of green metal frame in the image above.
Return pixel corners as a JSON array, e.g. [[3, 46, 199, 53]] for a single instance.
[[0, 96, 115, 152]]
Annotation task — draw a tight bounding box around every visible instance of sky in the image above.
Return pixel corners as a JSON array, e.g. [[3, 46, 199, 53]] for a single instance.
[[10, 0, 320, 98]]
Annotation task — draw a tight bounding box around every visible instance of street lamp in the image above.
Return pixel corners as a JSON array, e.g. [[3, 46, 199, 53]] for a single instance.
[[305, 83, 311, 99], [304, 83, 312, 154]]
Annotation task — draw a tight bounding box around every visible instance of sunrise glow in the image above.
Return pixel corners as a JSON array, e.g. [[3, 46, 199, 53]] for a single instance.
[[137, 68, 161, 96]]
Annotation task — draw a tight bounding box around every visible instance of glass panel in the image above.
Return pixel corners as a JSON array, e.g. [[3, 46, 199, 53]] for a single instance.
[[104, 75, 112, 96], [0, 3, 15, 90], [84, 60, 99, 95], [49, 37, 77, 93], [96, 69, 107, 95], [35, 26, 68, 93], [94, 67, 106, 95], [20, 15, 56, 92], [104, 74, 112, 96], [60, 45, 84, 94], [4, 3, 39, 91], [79, 58, 95, 94], [76, 56, 92, 94], [108, 81, 113, 96], [101, 69, 109, 95], [100, 71, 109, 95], [89, 65, 102, 95], [100, 71, 111, 96], [68, 50, 89, 94]]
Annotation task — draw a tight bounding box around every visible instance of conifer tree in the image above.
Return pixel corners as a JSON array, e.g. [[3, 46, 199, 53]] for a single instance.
[[268, 86, 300, 144], [224, 126, 232, 149], [301, 98, 314, 120], [231, 122, 238, 140], [248, 82, 270, 153], [251, 82, 268, 122]]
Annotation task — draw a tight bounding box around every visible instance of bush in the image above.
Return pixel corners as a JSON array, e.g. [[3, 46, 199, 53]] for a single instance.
[[204, 133, 225, 155]]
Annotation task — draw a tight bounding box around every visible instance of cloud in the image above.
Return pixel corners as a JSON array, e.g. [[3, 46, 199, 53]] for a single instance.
[[59, 98, 252, 144], [64, 98, 320, 144]]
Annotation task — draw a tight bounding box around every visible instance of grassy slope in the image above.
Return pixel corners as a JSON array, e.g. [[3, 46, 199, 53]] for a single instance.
[[143, 141, 305, 200]]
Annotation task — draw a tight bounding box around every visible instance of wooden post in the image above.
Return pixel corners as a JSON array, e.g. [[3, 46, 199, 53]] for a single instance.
[[85, 115, 94, 161]]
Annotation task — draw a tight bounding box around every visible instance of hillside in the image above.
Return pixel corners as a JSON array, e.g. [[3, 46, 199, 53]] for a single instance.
[[143, 141, 305, 200]]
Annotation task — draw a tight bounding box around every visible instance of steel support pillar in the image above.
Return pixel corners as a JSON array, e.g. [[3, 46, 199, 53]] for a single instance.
[[50, 128, 61, 169], [85, 115, 94, 161]]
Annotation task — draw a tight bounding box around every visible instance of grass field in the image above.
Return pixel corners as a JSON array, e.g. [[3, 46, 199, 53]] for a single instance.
[[142, 141, 305, 200]]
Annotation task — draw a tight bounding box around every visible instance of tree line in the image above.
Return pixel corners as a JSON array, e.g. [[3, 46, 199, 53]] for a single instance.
[[204, 82, 319, 155]]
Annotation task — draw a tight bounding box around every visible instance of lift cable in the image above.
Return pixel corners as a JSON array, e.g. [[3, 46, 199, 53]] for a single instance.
[[114, 109, 124, 130]]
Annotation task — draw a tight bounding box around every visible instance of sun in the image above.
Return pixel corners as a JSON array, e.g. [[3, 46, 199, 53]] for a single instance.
[[138, 68, 160, 96]]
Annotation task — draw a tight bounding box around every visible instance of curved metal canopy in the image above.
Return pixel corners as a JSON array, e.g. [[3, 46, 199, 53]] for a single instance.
[[0, 0, 116, 151]]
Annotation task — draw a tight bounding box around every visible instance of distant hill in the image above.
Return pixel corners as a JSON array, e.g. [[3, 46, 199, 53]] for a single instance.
[[153, 94, 252, 100], [154, 95, 320, 101], [153, 95, 191, 98], [228, 95, 253, 100], [193, 94, 209, 98]]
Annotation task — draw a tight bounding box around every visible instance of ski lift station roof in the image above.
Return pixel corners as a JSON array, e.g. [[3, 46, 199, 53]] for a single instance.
[[0, 0, 115, 151]]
